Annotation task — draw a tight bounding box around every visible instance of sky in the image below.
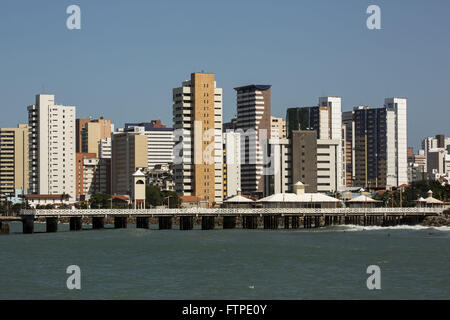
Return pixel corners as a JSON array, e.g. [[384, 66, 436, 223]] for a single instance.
[[1, 0, 449, 149]]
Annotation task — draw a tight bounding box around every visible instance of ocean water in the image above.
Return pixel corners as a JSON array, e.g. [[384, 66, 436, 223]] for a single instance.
[[0, 222, 449, 300]]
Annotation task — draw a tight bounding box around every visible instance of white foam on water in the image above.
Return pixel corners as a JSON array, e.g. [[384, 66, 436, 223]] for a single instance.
[[337, 224, 450, 232]]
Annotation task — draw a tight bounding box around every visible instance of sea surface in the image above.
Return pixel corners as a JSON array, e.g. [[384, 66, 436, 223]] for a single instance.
[[1, 222, 449, 300]]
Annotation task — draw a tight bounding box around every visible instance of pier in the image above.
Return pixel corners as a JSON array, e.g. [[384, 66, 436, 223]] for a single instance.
[[2, 207, 441, 234]]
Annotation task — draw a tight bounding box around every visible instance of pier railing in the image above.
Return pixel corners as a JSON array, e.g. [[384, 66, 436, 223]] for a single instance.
[[19, 207, 443, 217]]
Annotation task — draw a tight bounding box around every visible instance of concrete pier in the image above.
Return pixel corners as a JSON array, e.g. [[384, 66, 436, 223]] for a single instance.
[[136, 217, 150, 229], [201, 216, 215, 230], [92, 217, 105, 229], [0, 221, 10, 234], [46, 217, 58, 233], [223, 216, 236, 229], [292, 216, 299, 229], [22, 217, 34, 234], [264, 215, 279, 229], [114, 217, 127, 229], [180, 216, 194, 230], [69, 217, 82, 231], [158, 216, 172, 229], [243, 216, 258, 229]]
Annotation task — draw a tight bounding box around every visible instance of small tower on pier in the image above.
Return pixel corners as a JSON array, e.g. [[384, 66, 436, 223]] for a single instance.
[[132, 169, 146, 209]]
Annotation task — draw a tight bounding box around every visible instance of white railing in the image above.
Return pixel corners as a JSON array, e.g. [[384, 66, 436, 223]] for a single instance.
[[19, 207, 444, 217]]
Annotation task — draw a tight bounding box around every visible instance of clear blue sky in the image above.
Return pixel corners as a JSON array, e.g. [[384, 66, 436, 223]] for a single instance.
[[1, 0, 449, 149]]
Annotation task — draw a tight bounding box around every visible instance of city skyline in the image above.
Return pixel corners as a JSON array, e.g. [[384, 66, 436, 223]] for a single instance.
[[1, 1, 450, 149]]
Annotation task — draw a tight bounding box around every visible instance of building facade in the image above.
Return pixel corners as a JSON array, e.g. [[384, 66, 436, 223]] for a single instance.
[[0, 124, 29, 202], [173, 72, 223, 206], [352, 98, 408, 189], [28, 94, 76, 199], [223, 131, 241, 198], [111, 132, 148, 195], [234, 84, 271, 198], [124, 121, 174, 170]]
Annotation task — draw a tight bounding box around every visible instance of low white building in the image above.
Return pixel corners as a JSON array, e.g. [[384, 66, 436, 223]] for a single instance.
[[258, 182, 340, 208]]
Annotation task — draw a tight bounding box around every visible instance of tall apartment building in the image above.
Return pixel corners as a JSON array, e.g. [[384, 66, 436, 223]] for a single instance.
[[352, 98, 408, 189], [124, 121, 174, 169], [0, 124, 29, 202], [28, 94, 76, 199], [80, 118, 112, 156], [75, 153, 110, 200], [98, 138, 111, 159], [173, 72, 223, 206], [264, 138, 290, 196], [267, 130, 340, 195], [285, 96, 344, 191], [111, 132, 148, 195], [234, 85, 271, 198], [270, 116, 286, 139], [342, 111, 355, 186], [223, 131, 241, 198]]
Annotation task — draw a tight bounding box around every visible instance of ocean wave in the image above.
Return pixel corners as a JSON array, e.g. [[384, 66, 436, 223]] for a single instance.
[[337, 224, 450, 232]]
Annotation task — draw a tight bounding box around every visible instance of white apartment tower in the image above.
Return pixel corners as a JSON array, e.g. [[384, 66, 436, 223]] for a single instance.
[[173, 73, 223, 206], [28, 94, 76, 199], [224, 131, 241, 198], [318, 96, 344, 190], [385, 97, 408, 187]]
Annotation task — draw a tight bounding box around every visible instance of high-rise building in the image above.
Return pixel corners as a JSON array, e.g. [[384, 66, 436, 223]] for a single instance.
[[234, 84, 271, 197], [111, 132, 148, 195], [285, 96, 344, 190], [75, 153, 110, 200], [290, 130, 317, 193], [28, 94, 76, 199], [270, 116, 286, 139], [223, 131, 241, 198], [352, 98, 408, 189], [342, 111, 355, 187], [385, 97, 408, 187], [173, 72, 223, 206], [124, 121, 174, 170], [0, 124, 29, 202], [79, 118, 112, 157]]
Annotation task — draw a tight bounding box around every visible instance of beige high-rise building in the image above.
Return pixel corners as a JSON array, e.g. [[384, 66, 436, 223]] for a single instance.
[[0, 124, 29, 202], [79, 118, 112, 157], [173, 72, 223, 206], [111, 132, 148, 195]]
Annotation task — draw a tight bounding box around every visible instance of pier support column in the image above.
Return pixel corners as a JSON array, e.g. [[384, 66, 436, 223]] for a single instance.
[[136, 217, 150, 229], [264, 215, 279, 229], [114, 217, 127, 229], [201, 216, 215, 230], [180, 216, 194, 230], [243, 216, 258, 229], [292, 216, 299, 229], [0, 221, 10, 235], [222, 216, 236, 229], [284, 216, 290, 229], [22, 217, 34, 234], [92, 217, 104, 229], [69, 217, 82, 231], [46, 217, 58, 233], [158, 216, 172, 229]]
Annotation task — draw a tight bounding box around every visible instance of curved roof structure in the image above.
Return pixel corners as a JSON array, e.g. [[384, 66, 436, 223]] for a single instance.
[[257, 193, 339, 203], [224, 195, 254, 203]]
